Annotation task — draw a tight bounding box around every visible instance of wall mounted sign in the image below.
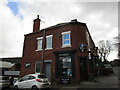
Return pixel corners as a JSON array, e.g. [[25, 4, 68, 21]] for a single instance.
[[79, 44, 86, 53], [25, 62, 30, 68]]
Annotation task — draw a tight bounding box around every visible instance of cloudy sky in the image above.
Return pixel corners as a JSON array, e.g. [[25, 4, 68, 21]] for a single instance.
[[0, 0, 119, 61]]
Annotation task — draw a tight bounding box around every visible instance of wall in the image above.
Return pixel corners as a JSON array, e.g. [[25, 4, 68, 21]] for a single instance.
[[20, 22, 96, 83]]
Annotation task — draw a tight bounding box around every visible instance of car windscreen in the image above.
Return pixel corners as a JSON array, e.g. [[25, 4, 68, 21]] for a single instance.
[[38, 75, 47, 79]]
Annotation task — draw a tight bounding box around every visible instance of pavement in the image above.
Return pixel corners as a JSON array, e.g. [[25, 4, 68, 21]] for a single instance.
[[50, 66, 119, 89]]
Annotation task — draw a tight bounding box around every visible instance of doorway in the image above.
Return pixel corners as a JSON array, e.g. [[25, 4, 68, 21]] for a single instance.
[[80, 61, 88, 81], [45, 62, 51, 81]]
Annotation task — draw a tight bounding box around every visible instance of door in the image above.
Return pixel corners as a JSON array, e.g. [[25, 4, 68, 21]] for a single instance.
[[45, 62, 51, 81], [35, 62, 41, 73], [80, 61, 88, 81]]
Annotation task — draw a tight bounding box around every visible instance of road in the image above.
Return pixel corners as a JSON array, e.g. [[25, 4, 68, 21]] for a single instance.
[[1, 66, 119, 90], [78, 66, 119, 88], [93, 66, 119, 88], [51, 66, 119, 89]]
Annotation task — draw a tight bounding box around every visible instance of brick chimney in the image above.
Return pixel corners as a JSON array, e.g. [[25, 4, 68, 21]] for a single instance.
[[33, 15, 41, 32]]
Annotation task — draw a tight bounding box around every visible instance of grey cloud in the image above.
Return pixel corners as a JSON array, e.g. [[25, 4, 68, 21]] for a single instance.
[[0, 1, 118, 59]]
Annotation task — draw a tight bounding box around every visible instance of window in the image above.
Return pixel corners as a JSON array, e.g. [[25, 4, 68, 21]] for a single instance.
[[29, 76, 35, 80], [35, 62, 41, 73], [62, 31, 71, 47], [59, 56, 72, 77], [19, 75, 29, 82], [37, 37, 43, 50], [46, 35, 53, 49], [38, 75, 47, 79]]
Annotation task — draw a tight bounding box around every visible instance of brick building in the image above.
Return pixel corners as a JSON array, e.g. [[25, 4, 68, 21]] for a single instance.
[[0, 57, 21, 76], [20, 15, 99, 83]]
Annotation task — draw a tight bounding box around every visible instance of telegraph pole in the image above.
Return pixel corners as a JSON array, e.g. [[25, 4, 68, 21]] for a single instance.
[[37, 15, 46, 74]]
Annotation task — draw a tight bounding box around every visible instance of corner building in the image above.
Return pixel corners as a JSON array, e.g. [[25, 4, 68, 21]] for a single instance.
[[20, 15, 99, 84]]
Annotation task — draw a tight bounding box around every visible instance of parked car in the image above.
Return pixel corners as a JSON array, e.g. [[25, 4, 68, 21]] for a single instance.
[[104, 64, 113, 73], [0, 76, 10, 89], [102, 68, 109, 75], [14, 73, 50, 90], [13, 77, 19, 85]]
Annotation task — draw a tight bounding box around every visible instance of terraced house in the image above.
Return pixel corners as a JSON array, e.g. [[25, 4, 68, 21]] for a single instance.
[[20, 15, 99, 83]]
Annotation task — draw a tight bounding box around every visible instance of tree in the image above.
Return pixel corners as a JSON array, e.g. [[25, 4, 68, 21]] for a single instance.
[[98, 40, 111, 62], [113, 34, 120, 58]]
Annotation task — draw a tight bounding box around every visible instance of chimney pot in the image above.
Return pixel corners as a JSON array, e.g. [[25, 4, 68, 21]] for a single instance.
[[37, 15, 39, 19], [71, 19, 78, 22]]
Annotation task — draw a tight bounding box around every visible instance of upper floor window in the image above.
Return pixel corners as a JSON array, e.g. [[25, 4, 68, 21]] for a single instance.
[[62, 31, 71, 47], [46, 35, 53, 49], [37, 37, 43, 50]]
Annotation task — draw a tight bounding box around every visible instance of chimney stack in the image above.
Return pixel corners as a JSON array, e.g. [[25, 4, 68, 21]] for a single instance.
[[33, 15, 41, 32]]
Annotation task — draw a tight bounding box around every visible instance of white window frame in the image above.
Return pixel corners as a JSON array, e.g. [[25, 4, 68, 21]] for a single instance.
[[36, 37, 43, 51], [62, 31, 71, 48], [45, 35, 53, 50]]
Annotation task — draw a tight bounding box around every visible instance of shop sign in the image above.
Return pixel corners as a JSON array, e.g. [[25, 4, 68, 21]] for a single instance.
[[4, 71, 20, 76], [59, 53, 70, 57], [79, 44, 86, 53]]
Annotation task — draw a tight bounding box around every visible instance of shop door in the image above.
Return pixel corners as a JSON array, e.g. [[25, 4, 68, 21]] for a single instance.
[[80, 61, 88, 81], [45, 62, 51, 81]]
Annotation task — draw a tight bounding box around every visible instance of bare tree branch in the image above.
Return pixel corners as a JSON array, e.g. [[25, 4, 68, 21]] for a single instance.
[[98, 40, 111, 61]]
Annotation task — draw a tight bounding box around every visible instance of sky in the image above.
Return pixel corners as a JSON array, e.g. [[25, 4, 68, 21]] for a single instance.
[[0, 0, 119, 61]]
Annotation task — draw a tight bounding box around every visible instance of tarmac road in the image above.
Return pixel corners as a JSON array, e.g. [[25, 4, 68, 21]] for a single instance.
[[2, 66, 119, 90], [51, 66, 119, 89], [92, 66, 119, 88]]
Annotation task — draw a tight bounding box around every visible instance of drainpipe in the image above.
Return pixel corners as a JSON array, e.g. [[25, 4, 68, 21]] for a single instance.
[[41, 29, 46, 74]]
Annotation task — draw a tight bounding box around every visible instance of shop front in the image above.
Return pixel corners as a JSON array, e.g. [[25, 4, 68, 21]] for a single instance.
[[54, 50, 76, 83]]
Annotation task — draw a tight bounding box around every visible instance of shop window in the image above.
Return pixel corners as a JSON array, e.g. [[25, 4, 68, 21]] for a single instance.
[[59, 56, 72, 77]]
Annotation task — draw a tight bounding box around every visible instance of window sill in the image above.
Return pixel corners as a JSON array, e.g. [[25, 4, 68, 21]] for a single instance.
[[35, 49, 43, 52], [45, 48, 53, 50], [62, 45, 71, 48]]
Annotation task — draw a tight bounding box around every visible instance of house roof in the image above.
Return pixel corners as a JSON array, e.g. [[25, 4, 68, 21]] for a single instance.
[[25, 19, 95, 47], [42, 21, 84, 30], [0, 61, 15, 68], [25, 19, 85, 36]]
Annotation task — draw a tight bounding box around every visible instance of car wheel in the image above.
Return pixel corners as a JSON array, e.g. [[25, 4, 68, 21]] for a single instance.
[[32, 86, 38, 90], [14, 85, 18, 90]]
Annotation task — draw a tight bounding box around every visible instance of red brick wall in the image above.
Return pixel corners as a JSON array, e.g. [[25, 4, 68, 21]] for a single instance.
[[33, 16, 40, 32], [20, 22, 96, 82]]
